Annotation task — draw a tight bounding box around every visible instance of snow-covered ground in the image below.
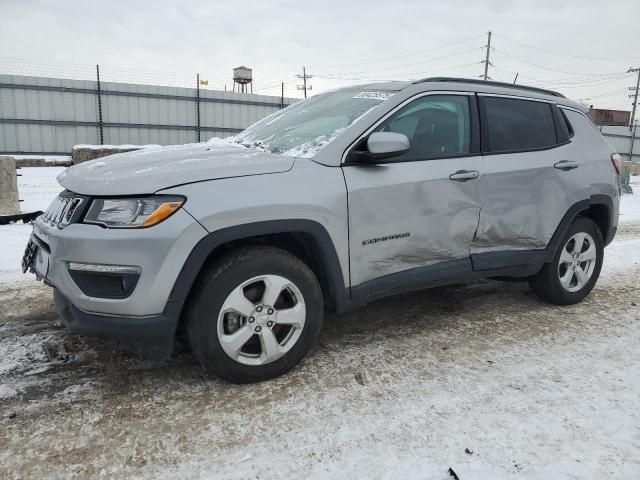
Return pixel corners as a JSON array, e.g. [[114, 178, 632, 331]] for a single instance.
[[620, 176, 640, 223], [0, 169, 639, 479], [0, 167, 64, 285]]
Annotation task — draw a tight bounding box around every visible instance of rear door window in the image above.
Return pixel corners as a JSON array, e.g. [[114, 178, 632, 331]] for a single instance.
[[481, 97, 558, 153]]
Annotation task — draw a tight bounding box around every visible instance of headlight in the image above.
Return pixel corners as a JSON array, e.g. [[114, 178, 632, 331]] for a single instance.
[[84, 195, 185, 228]]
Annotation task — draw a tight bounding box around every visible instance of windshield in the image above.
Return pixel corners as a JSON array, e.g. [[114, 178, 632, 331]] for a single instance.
[[233, 88, 396, 158]]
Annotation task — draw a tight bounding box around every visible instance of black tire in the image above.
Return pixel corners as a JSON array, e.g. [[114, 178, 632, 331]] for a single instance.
[[529, 216, 604, 305], [186, 246, 324, 383]]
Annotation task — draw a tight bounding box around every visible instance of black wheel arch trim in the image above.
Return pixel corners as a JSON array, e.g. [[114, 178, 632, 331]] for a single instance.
[[165, 219, 349, 323], [589, 193, 616, 246]]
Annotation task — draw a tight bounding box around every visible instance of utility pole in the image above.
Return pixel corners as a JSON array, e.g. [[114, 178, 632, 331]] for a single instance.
[[482, 30, 492, 81], [303, 67, 307, 98], [296, 67, 312, 99], [95, 64, 104, 145], [281, 82, 284, 109], [629, 121, 637, 162], [196, 73, 201, 142], [628, 67, 640, 131]]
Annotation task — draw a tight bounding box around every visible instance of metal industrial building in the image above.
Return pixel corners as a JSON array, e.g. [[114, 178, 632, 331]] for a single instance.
[[1, 73, 639, 161], [589, 108, 631, 127], [0, 74, 296, 155], [599, 125, 639, 162]]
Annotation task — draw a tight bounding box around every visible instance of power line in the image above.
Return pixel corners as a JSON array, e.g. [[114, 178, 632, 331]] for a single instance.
[[577, 88, 630, 101], [491, 48, 627, 77], [490, 65, 631, 88], [316, 47, 481, 77], [253, 76, 298, 92], [314, 61, 482, 83], [312, 33, 485, 69], [493, 33, 640, 62]]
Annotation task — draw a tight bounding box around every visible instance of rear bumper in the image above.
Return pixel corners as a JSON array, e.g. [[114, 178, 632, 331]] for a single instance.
[[54, 289, 178, 358]]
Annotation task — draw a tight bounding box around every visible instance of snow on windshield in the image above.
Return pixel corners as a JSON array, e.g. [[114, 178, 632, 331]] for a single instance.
[[233, 89, 395, 158], [205, 137, 245, 148]]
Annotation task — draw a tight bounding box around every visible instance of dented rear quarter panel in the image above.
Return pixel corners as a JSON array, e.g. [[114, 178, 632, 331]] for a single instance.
[[471, 107, 618, 254]]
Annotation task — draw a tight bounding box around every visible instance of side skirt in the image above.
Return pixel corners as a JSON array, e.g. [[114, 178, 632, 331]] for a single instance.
[[342, 259, 540, 312]]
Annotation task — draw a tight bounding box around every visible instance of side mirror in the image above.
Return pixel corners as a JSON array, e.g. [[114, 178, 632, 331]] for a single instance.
[[365, 132, 410, 160]]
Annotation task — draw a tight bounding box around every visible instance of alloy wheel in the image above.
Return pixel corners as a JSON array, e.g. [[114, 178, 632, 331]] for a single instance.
[[217, 275, 306, 365], [557, 231, 597, 292]]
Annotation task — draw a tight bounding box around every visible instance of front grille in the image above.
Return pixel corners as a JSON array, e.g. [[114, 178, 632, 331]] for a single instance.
[[42, 192, 86, 228]]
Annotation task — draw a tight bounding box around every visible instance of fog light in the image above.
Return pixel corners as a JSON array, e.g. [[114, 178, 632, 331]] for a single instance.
[[67, 263, 141, 299], [67, 262, 141, 274]]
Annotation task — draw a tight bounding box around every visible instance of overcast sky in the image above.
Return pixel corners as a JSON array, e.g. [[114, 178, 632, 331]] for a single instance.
[[1, 0, 639, 111]]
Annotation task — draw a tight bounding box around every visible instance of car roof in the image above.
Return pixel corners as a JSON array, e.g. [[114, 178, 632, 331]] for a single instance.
[[348, 77, 586, 111], [414, 77, 564, 98]]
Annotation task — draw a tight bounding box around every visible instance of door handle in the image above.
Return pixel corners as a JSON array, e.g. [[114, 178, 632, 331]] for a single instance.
[[449, 170, 480, 182], [554, 160, 580, 171]]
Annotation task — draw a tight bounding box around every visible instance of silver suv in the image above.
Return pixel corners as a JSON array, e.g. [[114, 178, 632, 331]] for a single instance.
[[23, 78, 620, 383]]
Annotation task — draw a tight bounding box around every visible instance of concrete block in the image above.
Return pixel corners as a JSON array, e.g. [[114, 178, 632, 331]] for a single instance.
[[0, 156, 20, 216]]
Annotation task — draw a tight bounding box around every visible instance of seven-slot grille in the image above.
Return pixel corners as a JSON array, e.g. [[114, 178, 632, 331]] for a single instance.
[[42, 193, 84, 227]]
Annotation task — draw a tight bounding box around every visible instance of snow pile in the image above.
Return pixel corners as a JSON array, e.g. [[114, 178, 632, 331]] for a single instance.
[[0, 384, 18, 399], [0, 333, 52, 376]]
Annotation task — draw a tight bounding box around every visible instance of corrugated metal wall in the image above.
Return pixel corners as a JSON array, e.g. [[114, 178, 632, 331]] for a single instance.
[[0, 74, 296, 154], [600, 125, 640, 161]]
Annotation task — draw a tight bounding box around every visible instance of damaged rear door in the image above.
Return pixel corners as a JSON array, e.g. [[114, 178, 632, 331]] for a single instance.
[[343, 92, 483, 295], [471, 94, 586, 269]]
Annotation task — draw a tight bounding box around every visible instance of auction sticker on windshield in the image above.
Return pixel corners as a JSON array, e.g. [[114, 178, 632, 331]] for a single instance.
[[352, 91, 395, 101]]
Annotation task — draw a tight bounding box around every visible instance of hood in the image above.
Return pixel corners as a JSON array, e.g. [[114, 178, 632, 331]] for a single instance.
[[58, 142, 295, 196]]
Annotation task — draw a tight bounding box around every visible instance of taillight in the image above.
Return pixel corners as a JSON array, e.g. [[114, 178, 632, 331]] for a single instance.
[[611, 153, 622, 175]]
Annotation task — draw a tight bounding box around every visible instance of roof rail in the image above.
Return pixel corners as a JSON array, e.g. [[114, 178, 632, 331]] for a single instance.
[[412, 77, 565, 98]]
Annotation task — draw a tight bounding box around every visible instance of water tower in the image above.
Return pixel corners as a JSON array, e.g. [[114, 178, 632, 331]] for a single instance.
[[233, 66, 253, 94]]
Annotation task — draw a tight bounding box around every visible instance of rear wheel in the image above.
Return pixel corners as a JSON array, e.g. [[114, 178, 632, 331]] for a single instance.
[[186, 246, 323, 383], [529, 217, 603, 305]]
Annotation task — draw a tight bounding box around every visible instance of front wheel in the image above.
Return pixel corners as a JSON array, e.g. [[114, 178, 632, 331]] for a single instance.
[[529, 216, 603, 305], [186, 246, 324, 383]]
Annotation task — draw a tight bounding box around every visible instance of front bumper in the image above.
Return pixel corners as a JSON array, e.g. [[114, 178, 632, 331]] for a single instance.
[[26, 206, 208, 353], [30, 208, 207, 316], [54, 289, 177, 357]]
